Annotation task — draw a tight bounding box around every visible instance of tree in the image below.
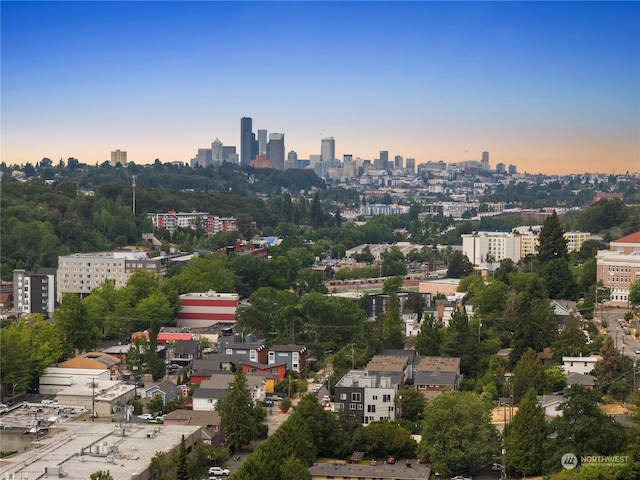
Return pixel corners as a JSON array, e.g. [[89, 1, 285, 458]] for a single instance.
[[447, 250, 474, 278], [592, 335, 632, 393], [396, 387, 427, 422], [176, 435, 188, 480], [89, 471, 114, 480], [536, 211, 568, 267], [511, 348, 546, 403], [418, 391, 498, 475], [309, 191, 324, 228], [551, 316, 588, 362], [216, 368, 259, 451], [414, 313, 442, 356], [629, 280, 640, 309], [551, 385, 627, 460], [542, 258, 578, 300], [404, 293, 426, 322], [506, 388, 548, 478], [381, 292, 404, 349], [55, 293, 100, 357]]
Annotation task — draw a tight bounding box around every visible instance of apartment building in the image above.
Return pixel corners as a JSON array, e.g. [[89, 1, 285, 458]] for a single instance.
[[13, 267, 56, 316], [461, 231, 522, 269], [333, 370, 397, 424], [147, 210, 236, 237]]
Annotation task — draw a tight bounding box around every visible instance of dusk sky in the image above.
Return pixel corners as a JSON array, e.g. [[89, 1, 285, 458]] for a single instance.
[[2, 1, 639, 175]]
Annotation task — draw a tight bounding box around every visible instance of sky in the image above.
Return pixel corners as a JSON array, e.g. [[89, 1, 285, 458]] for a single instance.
[[1, 1, 639, 176]]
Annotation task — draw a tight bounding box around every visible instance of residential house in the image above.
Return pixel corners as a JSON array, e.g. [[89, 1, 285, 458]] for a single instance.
[[170, 339, 202, 366], [365, 354, 411, 386], [192, 373, 266, 411], [562, 356, 598, 375], [551, 301, 575, 331], [190, 355, 241, 384], [567, 372, 596, 390], [58, 352, 121, 378], [333, 370, 398, 424], [144, 380, 178, 406], [267, 345, 308, 378], [224, 342, 268, 365], [241, 361, 287, 392], [538, 394, 566, 419], [163, 409, 225, 445], [412, 356, 462, 399]]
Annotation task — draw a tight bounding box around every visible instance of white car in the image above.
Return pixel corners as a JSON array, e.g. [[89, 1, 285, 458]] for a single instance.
[[208, 466, 230, 476], [138, 413, 154, 420]]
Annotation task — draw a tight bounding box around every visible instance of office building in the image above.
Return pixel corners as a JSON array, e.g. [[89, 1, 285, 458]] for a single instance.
[[496, 163, 506, 174], [257, 129, 267, 155], [286, 150, 298, 170], [481, 151, 490, 170], [461, 231, 523, 270], [240, 117, 258, 165], [13, 268, 56, 316], [321, 137, 336, 163], [211, 138, 223, 163], [266, 133, 285, 170], [195, 148, 212, 166], [405, 158, 415, 174], [565, 231, 591, 253], [508, 164, 517, 174], [110, 149, 127, 167], [379, 150, 389, 170], [222, 145, 237, 163], [394, 155, 403, 169]]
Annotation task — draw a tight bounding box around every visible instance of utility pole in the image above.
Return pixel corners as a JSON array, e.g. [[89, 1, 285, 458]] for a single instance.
[[91, 378, 95, 421], [132, 175, 136, 215]]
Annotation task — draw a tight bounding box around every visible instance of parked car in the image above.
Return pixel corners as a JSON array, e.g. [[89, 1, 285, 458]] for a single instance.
[[208, 466, 230, 476], [635, 347, 640, 355], [263, 399, 274, 407], [491, 463, 503, 471], [385, 455, 396, 464], [138, 413, 154, 420], [135, 381, 145, 388]]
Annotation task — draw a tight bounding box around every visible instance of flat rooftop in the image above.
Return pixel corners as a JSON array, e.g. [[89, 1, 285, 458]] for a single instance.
[[0, 422, 201, 480]]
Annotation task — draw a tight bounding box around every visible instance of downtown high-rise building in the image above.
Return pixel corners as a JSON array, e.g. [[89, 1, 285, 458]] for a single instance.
[[380, 150, 389, 170], [212, 138, 223, 163], [267, 133, 285, 170], [481, 151, 490, 170], [405, 158, 416, 174], [240, 117, 259, 166], [258, 129, 267, 155], [110, 149, 127, 167], [394, 155, 403, 169], [321, 137, 336, 163]]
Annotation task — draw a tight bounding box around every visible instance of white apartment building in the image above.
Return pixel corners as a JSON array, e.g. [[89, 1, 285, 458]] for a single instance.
[[56, 251, 170, 301], [462, 231, 522, 270], [596, 231, 640, 305]]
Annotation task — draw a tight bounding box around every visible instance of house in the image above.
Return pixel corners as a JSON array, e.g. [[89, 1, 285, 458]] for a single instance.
[[412, 356, 462, 398], [144, 380, 178, 406], [163, 409, 225, 445], [267, 345, 308, 378], [365, 354, 411, 386], [241, 361, 287, 392], [537, 347, 555, 366], [224, 342, 268, 364], [538, 394, 566, 419], [170, 339, 202, 365], [562, 356, 598, 375], [567, 371, 596, 390], [57, 352, 121, 378], [192, 373, 266, 411], [333, 370, 398, 424], [551, 301, 574, 330], [190, 355, 241, 384]]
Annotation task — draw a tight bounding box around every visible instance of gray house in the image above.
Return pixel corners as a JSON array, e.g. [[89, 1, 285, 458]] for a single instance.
[[145, 379, 178, 406]]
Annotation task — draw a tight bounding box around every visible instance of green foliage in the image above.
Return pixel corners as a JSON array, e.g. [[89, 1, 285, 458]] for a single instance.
[[381, 293, 404, 349], [629, 280, 640, 308], [55, 293, 100, 358], [544, 368, 568, 394], [543, 257, 578, 300], [511, 349, 546, 403], [506, 388, 549, 478], [418, 391, 498, 475], [176, 435, 189, 480], [216, 368, 260, 451], [89, 470, 114, 480], [536, 211, 568, 266], [447, 250, 474, 278], [414, 313, 442, 356], [552, 316, 590, 361], [147, 394, 165, 415], [576, 198, 628, 233], [396, 388, 426, 422], [353, 421, 417, 458], [592, 336, 633, 393]]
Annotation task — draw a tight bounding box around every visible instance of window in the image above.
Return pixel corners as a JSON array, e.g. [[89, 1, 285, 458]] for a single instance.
[[340, 393, 347, 400], [349, 403, 356, 411], [357, 404, 363, 410], [367, 405, 376, 413], [351, 392, 361, 402], [372, 395, 378, 400], [383, 394, 391, 402]]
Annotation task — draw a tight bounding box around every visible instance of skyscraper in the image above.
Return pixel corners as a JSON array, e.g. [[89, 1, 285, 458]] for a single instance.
[[321, 137, 336, 163], [405, 158, 416, 174], [394, 155, 403, 169], [240, 117, 258, 166], [267, 133, 285, 170], [481, 151, 490, 170], [379, 150, 389, 170], [258, 129, 267, 155], [212, 138, 223, 163]]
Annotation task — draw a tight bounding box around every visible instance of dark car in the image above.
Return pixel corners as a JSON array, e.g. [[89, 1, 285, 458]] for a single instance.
[[135, 381, 145, 388], [385, 455, 396, 464]]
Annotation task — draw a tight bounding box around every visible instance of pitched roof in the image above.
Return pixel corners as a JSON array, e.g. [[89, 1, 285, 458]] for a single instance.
[[147, 379, 177, 394], [612, 231, 640, 244]]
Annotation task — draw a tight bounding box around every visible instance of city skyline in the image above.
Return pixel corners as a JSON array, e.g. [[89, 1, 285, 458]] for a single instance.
[[1, 1, 639, 175]]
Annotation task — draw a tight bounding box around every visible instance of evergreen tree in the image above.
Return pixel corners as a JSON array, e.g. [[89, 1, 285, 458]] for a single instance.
[[542, 257, 578, 299], [551, 316, 588, 362], [506, 388, 548, 478], [309, 191, 324, 228], [216, 368, 259, 451], [381, 292, 405, 349], [176, 435, 189, 480], [511, 349, 546, 404], [414, 313, 442, 356], [536, 211, 568, 267], [592, 335, 632, 393], [510, 290, 558, 365]]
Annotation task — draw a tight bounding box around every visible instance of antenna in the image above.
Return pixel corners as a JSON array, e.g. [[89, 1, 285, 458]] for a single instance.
[[132, 175, 137, 215]]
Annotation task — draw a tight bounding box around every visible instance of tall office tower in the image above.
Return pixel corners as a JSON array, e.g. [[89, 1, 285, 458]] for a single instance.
[[240, 117, 259, 165], [321, 137, 336, 163], [481, 151, 490, 170], [379, 150, 389, 170], [508, 164, 517, 174], [267, 133, 285, 170], [222, 146, 237, 162], [212, 138, 224, 163], [286, 150, 298, 170], [496, 162, 506, 174], [405, 158, 416, 174], [110, 149, 127, 166], [394, 155, 403, 169], [258, 129, 267, 155], [196, 148, 213, 166]]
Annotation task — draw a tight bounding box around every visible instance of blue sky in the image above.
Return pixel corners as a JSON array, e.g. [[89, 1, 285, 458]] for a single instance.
[[2, 1, 639, 175]]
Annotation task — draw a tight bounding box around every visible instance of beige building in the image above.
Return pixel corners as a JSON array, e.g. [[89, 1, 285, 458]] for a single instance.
[[596, 231, 640, 305], [565, 231, 591, 252], [110, 149, 127, 166]]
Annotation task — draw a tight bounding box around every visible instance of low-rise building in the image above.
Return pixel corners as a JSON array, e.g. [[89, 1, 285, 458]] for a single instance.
[[177, 291, 240, 328], [562, 355, 598, 375], [333, 370, 397, 424], [596, 231, 640, 305]]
